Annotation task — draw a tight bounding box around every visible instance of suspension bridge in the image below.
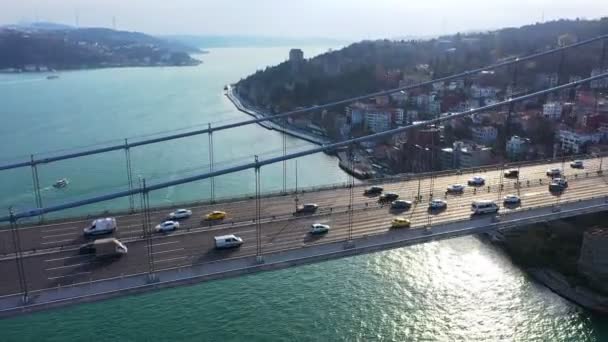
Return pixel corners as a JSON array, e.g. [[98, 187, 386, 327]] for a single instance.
[[0, 34, 607, 316]]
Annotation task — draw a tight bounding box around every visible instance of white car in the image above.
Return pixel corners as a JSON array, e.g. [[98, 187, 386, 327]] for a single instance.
[[428, 199, 448, 210], [570, 160, 584, 169], [155, 220, 180, 232], [310, 223, 330, 234], [503, 194, 521, 204], [83, 217, 117, 236], [546, 168, 562, 177], [467, 176, 485, 186], [167, 208, 192, 220], [447, 184, 465, 193]]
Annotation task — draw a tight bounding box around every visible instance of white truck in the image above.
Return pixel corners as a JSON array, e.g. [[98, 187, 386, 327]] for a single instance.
[[80, 238, 128, 258]]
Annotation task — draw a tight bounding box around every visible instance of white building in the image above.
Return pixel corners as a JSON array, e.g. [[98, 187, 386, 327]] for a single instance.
[[471, 126, 498, 145], [365, 110, 392, 133], [470, 85, 498, 99], [393, 108, 405, 125], [558, 129, 601, 153], [506, 135, 531, 159], [543, 102, 563, 120], [406, 110, 419, 124]]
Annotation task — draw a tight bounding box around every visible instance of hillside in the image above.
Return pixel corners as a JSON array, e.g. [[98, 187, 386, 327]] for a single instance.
[[0, 25, 202, 71], [235, 18, 608, 114]]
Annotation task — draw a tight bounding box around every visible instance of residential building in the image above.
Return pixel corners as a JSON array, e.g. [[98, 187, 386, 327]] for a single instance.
[[376, 95, 390, 106], [558, 129, 601, 153], [394, 108, 405, 125], [470, 85, 498, 99], [429, 98, 441, 115], [406, 110, 419, 124], [365, 110, 392, 133], [440, 141, 493, 170], [543, 102, 563, 120], [506, 136, 531, 159], [390, 91, 408, 104], [591, 68, 608, 89], [537, 73, 559, 88], [471, 126, 498, 145]]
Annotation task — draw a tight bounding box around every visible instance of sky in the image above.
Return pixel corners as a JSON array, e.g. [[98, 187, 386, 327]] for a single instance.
[[1, 0, 606, 40]]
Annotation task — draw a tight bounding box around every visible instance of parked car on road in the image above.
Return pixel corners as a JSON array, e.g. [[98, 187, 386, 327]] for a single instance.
[[391, 200, 412, 210], [155, 220, 180, 232], [546, 168, 562, 177], [391, 217, 411, 228], [570, 160, 584, 169], [467, 176, 486, 186], [296, 203, 318, 213], [428, 199, 448, 210], [214, 234, 243, 249], [503, 194, 521, 205], [471, 200, 499, 215], [205, 211, 227, 220], [167, 208, 192, 220], [504, 169, 519, 178], [83, 217, 117, 236], [549, 178, 568, 192], [364, 186, 383, 195], [447, 184, 465, 193], [379, 192, 399, 202], [310, 223, 330, 234]]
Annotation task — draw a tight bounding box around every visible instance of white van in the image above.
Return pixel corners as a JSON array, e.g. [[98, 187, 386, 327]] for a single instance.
[[83, 217, 117, 236], [214, 234, 243, 249], [471, 200, 499, 215]]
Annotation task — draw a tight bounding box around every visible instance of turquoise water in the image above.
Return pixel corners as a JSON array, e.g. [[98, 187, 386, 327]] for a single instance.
[[0, 46, 606, 340], [0, 46, 347, 218]]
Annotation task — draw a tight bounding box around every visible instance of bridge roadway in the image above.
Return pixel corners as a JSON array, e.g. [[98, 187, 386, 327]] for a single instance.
[[0, 157, 606, 296]]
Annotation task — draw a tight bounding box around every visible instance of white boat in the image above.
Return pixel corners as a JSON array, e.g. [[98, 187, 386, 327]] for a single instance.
[[53, 178, 69, 188]]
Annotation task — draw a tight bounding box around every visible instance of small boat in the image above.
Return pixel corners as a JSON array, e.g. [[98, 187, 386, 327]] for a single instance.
[[46, 75, 59, 80], [53, 178, 69, 188]]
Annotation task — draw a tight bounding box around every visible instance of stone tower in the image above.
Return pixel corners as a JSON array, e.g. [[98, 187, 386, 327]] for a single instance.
[[578, 228, 608, 292]]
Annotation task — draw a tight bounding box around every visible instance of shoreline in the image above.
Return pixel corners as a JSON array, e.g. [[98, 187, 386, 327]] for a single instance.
[[484, 229, 608, 316], [528, 268, 608, 315], [225, 86, 372, 180], [0, 62, 202, 74], [225, 85, 331, 145]]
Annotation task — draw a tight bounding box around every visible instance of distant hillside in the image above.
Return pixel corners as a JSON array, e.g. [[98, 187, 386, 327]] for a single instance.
[[0, 24, 202, 71], [236, 18, 608, 113]]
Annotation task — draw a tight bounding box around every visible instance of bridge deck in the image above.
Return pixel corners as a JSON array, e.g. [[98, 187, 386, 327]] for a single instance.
[[0, 157, 606, 308]]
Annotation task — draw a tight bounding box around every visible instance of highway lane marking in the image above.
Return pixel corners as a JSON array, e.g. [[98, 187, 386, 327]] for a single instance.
[[42, 226, 79, 233], [41, 238, 77, 245], [155, 256, 188, 263], [152, 248, 184, 255], [42, 232, 79, 239], [48, 271, 93, 280], [151, 241, 180, 247], [45, 261, 93, 271], [44, 255, 92, 262]]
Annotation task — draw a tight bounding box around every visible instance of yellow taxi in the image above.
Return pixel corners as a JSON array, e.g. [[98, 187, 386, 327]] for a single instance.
[[391, 217, 411, 228], [205, 211, 227, 221]]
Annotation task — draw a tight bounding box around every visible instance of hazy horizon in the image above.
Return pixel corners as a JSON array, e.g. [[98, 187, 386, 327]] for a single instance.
[[2, 0, 606, 40]]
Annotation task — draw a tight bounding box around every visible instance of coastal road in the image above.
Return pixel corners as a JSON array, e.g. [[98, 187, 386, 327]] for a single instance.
[[0, 157, 606, 296]]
